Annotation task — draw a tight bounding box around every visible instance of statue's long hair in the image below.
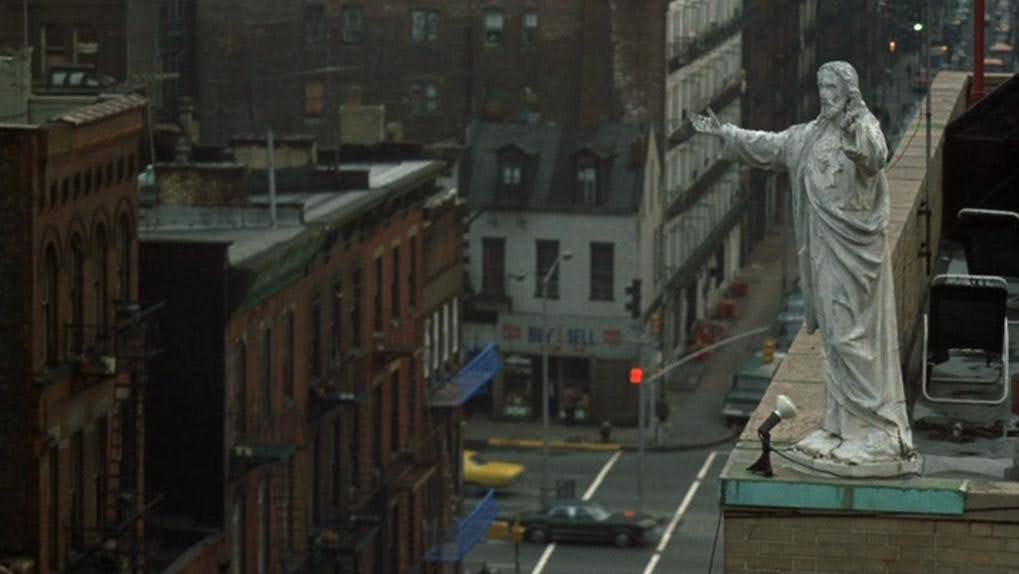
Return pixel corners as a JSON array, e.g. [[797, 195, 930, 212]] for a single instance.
[[818, 61, 868, 118]]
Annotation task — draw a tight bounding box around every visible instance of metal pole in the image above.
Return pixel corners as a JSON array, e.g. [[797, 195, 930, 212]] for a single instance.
[[540, 275, 550, 510], [637, 351, 645, 514], [23, 0, 29, 51], [267, 128, 278, 229]]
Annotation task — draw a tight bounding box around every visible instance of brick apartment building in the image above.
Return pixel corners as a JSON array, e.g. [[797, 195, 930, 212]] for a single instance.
[[139, 139, 486, 573], [192, 0, 667, 146], [0, 0, 192, 118], [0, 95, 155, 572]]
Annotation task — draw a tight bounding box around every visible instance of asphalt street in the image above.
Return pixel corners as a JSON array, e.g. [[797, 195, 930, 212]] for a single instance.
[[463, 445, 730, 574]]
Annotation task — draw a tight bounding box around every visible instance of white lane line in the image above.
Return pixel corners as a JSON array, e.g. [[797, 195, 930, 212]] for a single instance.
[[582, 450, 622, 501], [531, 450, 623, 574], [642, 451, 721, 574]]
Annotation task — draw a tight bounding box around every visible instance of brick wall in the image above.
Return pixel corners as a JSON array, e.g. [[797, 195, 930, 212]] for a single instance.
[[195, 0, 664, 145], [725, 515, 1019, 574], [0, 128, 36, 556]]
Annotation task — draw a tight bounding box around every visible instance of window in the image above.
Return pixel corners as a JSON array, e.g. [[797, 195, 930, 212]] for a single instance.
[[373, 256, 383, 332], [484, 11, 504, 46], [117, 157, 125, 183], [390, 371, 400, 453], [442, 302, 451, 361], [260, 327, 272, 421], [408, 356, 418, 435], [96, 164, 104, 190], [74, 25, 98, 66], [258, 477, 269, 574], [43, 245, 59, 364], [118, 215, 132, 301], [332, 417, 342, 505], [95, 418, 107, 531], [391, 246, 400, 321], [408, 236, 417, 308], [423, 318, 431, 378], [433, 310, 442, 369], [373, 387, 383, 469], [410, 81, 440, 115], [501, 162, 522, 188], [411, 9, 440, 43], [523, 11, 539, 45], [342, 6, 363, 44], [312, 434, 321, 524], [69, 235, 84, 354], [309, 298, 321, 379], [577, 157, 598, 204], [43, 23, 66, 71], [305, 81, 325, 116], [284, 309, 295, 400], [350, 269, 362, 347], [73, 172, 81, 198], [71, 431, 84, 549], [234, 340, 247, 438], [284, 458, 294, 551], [350, 406, 361, 489], [84, 168, 93, 194], [481, 237, 505, 296], [535, 240, 561, 299], [305, 3, 327, 45], [590, 243, 614, 301], [452, 297, 459, 353], [94, 226, 108, 334], [331, 279, 343, 362], [49, 446, 59, 567], [232, 495, 245, 574]]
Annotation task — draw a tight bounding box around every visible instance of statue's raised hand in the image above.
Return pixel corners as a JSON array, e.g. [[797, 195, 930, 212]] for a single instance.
[[691, 108, 725, 138]]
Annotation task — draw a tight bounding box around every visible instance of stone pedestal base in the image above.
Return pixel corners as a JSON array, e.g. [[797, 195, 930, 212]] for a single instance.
[[778, 447, 923, 478]]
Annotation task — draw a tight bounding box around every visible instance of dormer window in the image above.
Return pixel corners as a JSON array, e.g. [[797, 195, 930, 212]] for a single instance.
[[497, 147, 528, 201], [501, 163, 521, 188], [576, 155, 599, 205]]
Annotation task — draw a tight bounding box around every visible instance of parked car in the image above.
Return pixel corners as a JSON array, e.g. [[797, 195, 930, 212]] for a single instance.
[[722, 350, 786, 427], [463, 450, 525, 489], [520, 500, 662, 547]]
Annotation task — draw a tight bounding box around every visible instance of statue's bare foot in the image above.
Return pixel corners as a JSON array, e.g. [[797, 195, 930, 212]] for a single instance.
[[795, 430, 843, 458]]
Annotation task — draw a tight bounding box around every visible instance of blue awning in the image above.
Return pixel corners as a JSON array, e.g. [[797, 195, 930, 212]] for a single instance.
[[425, 489, 499, 563], [428, 342, 502, 407]]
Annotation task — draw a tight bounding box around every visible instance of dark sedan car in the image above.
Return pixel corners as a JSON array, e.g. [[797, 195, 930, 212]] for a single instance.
[[520, 500, 662, 547]]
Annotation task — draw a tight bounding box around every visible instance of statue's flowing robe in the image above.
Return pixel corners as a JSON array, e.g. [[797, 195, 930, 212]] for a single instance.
[[722, 113, 914, 458]]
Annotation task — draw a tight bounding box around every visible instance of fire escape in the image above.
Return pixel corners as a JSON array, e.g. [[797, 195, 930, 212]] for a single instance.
[[424, 342, 502, 566], [64, 300, 163, 573]]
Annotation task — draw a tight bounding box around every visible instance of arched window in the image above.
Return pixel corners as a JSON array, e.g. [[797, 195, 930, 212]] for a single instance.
[[94, 226, 108, 334], [43, 245, 60, 364], [118, 215, 132, 303], [69, 235, 84, 354]]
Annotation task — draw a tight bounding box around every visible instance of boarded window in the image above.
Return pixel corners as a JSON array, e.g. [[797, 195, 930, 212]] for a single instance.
[[305, 82, 325, 116]]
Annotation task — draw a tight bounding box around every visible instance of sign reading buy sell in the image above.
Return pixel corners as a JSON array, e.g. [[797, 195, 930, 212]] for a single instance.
[[497, 313, 636, 359]]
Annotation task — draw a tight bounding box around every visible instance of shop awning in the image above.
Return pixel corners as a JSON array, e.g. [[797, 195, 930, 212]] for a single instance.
[[428, 342, 502, 408]]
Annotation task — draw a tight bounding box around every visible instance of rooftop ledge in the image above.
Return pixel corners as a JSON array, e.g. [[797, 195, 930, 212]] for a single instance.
[[720, 71, 1019, 522]]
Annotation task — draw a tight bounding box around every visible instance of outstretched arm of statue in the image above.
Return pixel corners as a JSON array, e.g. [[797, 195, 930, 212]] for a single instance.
[[692, 108, 791, 172], [840, 110, 888, 176]]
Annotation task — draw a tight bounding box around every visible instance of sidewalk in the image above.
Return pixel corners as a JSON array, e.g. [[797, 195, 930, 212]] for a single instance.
[[463, 230, 791, 452]]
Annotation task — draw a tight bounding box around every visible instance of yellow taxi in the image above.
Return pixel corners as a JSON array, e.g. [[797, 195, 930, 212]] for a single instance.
[[463, 450, 525, 488]]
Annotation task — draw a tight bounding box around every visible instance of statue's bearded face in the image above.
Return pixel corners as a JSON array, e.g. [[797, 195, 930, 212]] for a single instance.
[[817, 70, 847, 120]]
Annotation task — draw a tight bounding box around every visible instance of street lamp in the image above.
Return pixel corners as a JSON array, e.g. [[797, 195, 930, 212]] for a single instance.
[[539, 251, 573, 509]]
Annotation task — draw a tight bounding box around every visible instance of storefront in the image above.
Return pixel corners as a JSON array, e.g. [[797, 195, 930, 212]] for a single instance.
[[490, 313, 640, 425]]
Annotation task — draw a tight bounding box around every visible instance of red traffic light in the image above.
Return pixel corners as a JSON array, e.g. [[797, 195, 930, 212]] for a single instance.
[[629, 367, 644, 385]]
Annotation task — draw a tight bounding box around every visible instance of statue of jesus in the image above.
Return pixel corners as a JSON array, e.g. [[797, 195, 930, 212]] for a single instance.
[[693, 61, 917, 473]]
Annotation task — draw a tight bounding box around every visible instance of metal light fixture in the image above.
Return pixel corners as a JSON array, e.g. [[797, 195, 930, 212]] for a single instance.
[[747, 394, 798, 477]]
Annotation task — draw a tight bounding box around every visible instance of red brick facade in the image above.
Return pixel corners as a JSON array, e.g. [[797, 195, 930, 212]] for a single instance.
[[193, 0, 666, 145], [0, 97, 148, 572]]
